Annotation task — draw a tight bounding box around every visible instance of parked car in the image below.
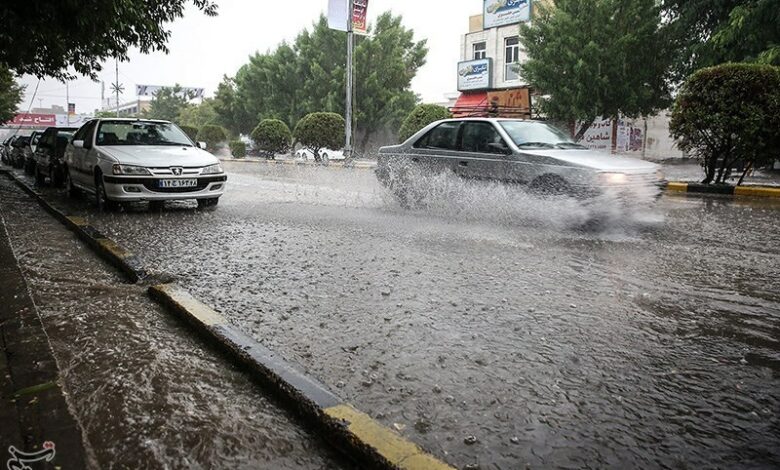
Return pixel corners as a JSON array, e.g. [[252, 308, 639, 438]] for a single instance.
[[376, 118, 664, 206], [9, 136, 30, 169], [34, 127, 79, 186], [64, 118, 227, 211], [1, 136, 17, 164], [23, 131, 43, 175], [294, 147, 345, 163]]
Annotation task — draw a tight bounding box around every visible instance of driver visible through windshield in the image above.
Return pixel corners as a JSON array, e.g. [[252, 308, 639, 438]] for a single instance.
[[499, 121, 587, 150], [96, 121, 193, 147]]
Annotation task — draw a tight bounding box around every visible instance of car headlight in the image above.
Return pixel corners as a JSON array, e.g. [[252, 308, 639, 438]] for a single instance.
[[201, 163, 223, 175], [600, 172, 628, 185], [112, 164, 151, 176]]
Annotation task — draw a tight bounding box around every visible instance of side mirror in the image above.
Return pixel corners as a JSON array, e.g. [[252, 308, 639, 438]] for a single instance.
[[197, 141, 207, 150], [72, 140, 85, 149], [488, 142, 511, 155]]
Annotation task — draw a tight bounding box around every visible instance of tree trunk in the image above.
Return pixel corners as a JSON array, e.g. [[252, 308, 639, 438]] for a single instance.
[[702, 156, 717, 184], [737, 161, 753, 186], [573, 118, 595, 143], [715, 154, 729, 184]]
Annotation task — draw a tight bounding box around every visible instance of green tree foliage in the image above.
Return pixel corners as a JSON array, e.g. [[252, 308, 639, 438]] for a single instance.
[[0, 67, 24, 125], [216, 13, 427, 150], [670, 63, 780, 184], [398, 104, 451, 142], [663, 0, 780, 82], [228, 140, 247, 159], [196, 124, 228, 151], [251, 119, 292, 158], [179, 125, 199, 142], [519, 0, 671, 140], [0, 1, 217, 79], [178, 99, 218, 129], [293, 113, 345, 162], [143, 85, 195, 122]]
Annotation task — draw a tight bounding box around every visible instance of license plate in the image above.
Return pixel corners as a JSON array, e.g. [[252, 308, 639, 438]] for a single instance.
[[159, 179, 197, 188]]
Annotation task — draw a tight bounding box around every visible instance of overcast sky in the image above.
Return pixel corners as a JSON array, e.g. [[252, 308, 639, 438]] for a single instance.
[[19, 0, 480, 114]]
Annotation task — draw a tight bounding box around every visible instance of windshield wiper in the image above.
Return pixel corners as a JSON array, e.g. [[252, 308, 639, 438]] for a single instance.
[[516, 142, 556, 149], [555, 142, 588, 149]]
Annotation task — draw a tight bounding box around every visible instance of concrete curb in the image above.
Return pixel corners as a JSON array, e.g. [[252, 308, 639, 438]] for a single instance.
[[221, 158, 377, 170], [0, 167, 453, 470], [148, 284, 453, 470], [666, 181, 780, 198], [0, 169, 148, 283]]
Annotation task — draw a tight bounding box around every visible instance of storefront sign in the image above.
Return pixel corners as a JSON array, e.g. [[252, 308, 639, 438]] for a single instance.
[[483, 0, 531, 29], [10, 113, 56, 127], [457, 58, 493, 91]]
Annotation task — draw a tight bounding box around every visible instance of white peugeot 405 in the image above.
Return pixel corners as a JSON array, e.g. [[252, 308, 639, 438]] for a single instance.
[[64, 118, 227, 210]]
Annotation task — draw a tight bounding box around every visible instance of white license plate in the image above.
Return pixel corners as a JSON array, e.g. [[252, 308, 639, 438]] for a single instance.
[[159, 179, 197, 188]]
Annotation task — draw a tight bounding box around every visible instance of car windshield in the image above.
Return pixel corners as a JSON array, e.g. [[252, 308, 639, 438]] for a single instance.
[[96, 121, 193, 147], [499, 121, 587, 149]]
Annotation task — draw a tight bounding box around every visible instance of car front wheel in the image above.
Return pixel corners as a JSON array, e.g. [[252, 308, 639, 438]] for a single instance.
[[95, 175, 118, 211], [65, 168, 80, 198]]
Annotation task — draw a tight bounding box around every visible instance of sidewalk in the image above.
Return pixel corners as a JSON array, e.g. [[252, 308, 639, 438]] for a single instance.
[[660, 161, 780, 187], [0, 213, 89, 468]]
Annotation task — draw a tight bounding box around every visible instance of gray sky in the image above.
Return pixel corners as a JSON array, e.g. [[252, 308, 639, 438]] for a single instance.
[[19, 0, 479, 114]]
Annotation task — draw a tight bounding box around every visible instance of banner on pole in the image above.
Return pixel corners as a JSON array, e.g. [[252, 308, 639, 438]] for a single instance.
[[352, 0, 369, 35], [328, 0, 369, 35]]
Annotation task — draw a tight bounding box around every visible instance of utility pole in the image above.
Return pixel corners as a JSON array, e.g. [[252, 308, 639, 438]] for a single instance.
[[115, 59, 120, 117], [65, 82, 70, 124], [101, 81, 105, 110], [344, 0, 354, 160]]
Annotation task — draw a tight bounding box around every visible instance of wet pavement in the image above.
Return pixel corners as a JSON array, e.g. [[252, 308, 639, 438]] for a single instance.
[[3, 162, 780, 469], [0, 176, 352, 469]]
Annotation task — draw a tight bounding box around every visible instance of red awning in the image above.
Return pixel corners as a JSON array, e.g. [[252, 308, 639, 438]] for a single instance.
[[451, 92, 488, 117]]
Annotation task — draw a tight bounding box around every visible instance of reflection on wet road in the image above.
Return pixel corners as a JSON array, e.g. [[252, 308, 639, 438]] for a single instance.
[[0, 177, 351, 470], [7, 162, 780, 469]]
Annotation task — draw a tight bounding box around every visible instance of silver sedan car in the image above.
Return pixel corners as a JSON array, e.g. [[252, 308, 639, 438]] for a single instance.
[[377, 118, 664, 206]]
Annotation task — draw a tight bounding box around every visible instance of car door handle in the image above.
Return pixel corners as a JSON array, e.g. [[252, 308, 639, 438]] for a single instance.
[[459, 161, 468, 167]]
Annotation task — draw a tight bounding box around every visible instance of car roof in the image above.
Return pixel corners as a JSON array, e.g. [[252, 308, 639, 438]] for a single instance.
[[438, 117, 540, 123], [93, 118, 171, 123]]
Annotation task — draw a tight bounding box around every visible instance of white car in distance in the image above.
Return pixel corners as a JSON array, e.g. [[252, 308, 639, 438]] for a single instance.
[[294, 147, 345, 163], [64, 118, 227, 211]]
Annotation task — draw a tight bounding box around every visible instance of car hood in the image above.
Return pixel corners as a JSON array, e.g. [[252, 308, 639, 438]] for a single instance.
[[99, 145, 218, 167], [525, 149, 658, 173]]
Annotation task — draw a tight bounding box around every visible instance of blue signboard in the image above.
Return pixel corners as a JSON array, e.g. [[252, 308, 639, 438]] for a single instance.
[[483, 0, 531, 29], [457, 58, 493, 91]]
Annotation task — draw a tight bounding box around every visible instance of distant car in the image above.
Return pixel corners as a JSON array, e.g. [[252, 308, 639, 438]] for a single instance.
[[9, 136, 30, 169], [1, 136, 17, 164], [23, 131, 43, 175], [34, 127, 79, 187], [376, 118, 664, 206], [64, 118, 227, 211], [294, 147, 345, 163]]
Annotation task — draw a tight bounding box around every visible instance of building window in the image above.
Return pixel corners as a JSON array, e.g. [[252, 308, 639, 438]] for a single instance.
[[505, 36, 520, 81], [473, 42, 487, 60]]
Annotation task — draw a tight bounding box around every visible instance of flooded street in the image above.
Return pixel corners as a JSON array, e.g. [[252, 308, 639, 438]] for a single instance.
[[5, 162, 780, 469], [0, 176, 352, 469]]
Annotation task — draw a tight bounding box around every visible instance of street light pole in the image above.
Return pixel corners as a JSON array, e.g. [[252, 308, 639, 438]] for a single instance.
[[345, 0, 354, 160]]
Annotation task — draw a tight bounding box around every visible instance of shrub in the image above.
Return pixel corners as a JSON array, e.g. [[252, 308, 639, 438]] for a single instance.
[[179, 125, 199, 142], [398, 104, 451, 143], [196, 124, 228, 151], [293, 112, 345, 162], [229, 140, 246, 159], [670, 63, 780, 184], [251, 119, 292, 158]]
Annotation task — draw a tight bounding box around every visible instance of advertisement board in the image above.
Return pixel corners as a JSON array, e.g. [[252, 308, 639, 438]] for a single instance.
[[483, 0, 531, 29], [135, 85, 205, 99], [328, 0, 369, 35], [10, 113, 57, 127], [457, 59, 493, 91]]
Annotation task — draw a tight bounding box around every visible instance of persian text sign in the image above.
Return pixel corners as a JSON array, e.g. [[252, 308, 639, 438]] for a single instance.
[[328, 0, 369, 35], [352, 0, 369, 34], [484, 0, 531, 29], [457, 59, 493, 91], [135, 85, 205, 99], [10, 113, 56, 127]]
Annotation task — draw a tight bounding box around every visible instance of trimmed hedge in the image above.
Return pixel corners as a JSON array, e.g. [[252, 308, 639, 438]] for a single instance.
[[670, 63, 780, 184], [251, 119, 292, 156], [398, 104, 451, 142], [229, 140, 247, 159], [293, 112, 345, 159], [196, 124, 228, 151], [179, 124, 199, 142]]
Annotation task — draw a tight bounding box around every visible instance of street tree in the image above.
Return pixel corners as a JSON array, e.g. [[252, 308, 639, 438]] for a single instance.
[[0, 67, 24, 125], [212, 76, 252, 137], [196, 124, 228, 151], [398, 104, 451, 142], [670, 63, 780, 184], [251, 119, 292, 158], [143, 85, 195, 122], [178, 99, 219, 129], [519, 0, 672, 140], [0, 1, 217, 79], [663, 0, 780, 82], [293, 113, 345, 163]]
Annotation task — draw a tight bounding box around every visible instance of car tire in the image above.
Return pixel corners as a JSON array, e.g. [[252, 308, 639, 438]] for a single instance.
[[65, 168, 80, 198], [530, 174, 571, 196], [197, 198, 219, 210], [149, 201, 165, 212], [35, 167, 45, 186], [95, 175, 118, 212]]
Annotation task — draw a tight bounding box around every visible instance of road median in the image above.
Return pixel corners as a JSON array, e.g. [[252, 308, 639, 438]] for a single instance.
[[665, 181, 780, 198]]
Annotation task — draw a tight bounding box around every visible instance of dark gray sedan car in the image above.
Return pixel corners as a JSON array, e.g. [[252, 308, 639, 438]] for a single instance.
[[377, 118, 663, 206]]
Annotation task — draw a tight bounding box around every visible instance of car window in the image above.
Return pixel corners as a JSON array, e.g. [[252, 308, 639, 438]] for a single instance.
[[414, 122, 461, 150], [461, 122, 508, 154], [36, 130, 54, 150], [72, 121, 96, 142]]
